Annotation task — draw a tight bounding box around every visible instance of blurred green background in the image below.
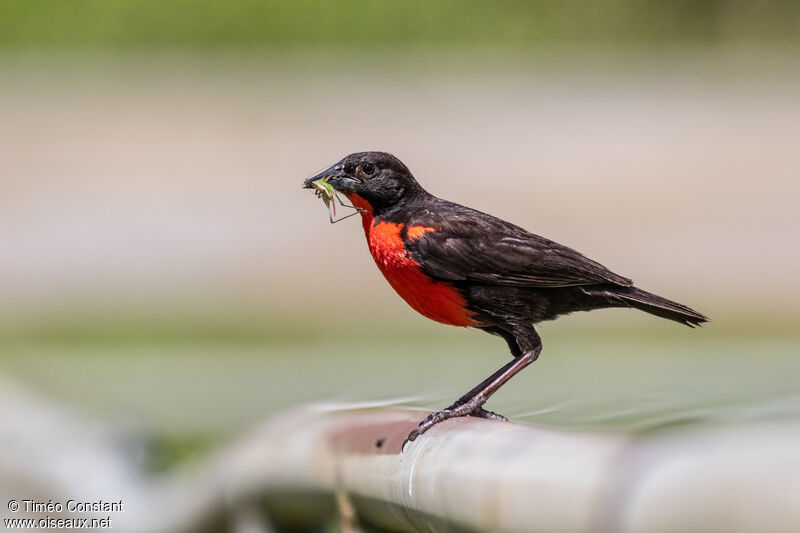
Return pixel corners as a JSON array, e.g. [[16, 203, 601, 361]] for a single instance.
[[0, 1, 798, 463], [2, 0, 799, 48]]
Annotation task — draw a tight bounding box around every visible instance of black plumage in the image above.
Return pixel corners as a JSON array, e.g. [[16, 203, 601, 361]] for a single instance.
[[394, 198, 706, 328]]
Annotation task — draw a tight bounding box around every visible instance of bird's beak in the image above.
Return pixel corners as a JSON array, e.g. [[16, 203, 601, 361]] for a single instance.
[[302, 164, 358, 192]]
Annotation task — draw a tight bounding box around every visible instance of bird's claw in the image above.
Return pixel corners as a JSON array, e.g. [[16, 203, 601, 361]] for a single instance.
[[469, 407, 508, 421], [402, 401, 508, 451]]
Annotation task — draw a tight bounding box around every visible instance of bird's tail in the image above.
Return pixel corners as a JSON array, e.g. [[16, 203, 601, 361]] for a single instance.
[[590, 286, 708, 327]]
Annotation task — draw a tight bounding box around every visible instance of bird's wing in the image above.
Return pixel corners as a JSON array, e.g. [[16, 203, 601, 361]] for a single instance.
[[406, 205, 632, 288]]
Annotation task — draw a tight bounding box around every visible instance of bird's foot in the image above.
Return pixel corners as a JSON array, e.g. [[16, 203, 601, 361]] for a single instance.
[[402, 399, 508, 450]]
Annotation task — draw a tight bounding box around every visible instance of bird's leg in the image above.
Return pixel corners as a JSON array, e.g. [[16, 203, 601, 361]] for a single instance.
[[404, 332, 542, 447], [403, 352, 535, 445]]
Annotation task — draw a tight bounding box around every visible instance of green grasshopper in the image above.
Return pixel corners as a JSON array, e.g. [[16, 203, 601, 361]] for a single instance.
[[309, 176, 364, 223]]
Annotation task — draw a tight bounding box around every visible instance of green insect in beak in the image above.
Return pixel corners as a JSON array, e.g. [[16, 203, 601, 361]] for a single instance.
[[308, 176, 364, 224], [310, 177, 337, 217]]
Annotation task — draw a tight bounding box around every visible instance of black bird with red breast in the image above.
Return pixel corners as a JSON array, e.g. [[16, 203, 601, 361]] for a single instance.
[[303, 151, 707, 446]]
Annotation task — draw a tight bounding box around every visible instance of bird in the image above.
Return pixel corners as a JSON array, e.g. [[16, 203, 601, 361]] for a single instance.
[[303, 151, 707, 446]]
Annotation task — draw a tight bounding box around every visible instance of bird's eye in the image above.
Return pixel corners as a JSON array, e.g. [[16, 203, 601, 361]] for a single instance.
[[361, 162, 376, 175]]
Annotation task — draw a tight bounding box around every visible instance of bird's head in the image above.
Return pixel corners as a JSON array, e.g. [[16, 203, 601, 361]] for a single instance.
[[303, 152, 424, 216]]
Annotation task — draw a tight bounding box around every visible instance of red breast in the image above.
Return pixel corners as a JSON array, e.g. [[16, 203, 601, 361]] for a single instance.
[[348, 194, 477, 327]]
